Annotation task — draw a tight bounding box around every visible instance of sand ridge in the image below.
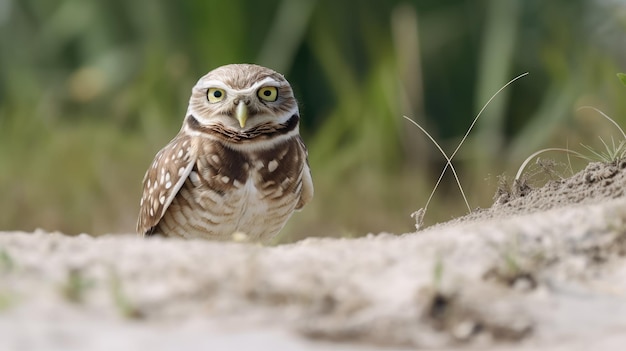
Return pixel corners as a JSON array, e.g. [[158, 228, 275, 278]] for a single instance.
[[2, 161, 626, 350]]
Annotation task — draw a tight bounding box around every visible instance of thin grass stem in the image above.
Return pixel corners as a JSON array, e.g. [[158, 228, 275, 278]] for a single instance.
[[402, 116, 469, 212], [404, 72, 529, 217], [577, 106, 626, 140], [515, 148, 586, 181]]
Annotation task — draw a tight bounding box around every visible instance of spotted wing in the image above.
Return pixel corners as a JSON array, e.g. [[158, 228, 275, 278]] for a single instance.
[[137, 133, 196, 235], [295, 136, 313, 210]]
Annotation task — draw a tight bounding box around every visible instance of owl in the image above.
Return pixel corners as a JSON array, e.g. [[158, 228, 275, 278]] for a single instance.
[[136, 64, 313, 242]]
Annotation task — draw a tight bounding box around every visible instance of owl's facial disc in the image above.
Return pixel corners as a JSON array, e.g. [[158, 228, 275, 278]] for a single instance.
[[202, 77, 283, 129], [188, 66, 297, 131]]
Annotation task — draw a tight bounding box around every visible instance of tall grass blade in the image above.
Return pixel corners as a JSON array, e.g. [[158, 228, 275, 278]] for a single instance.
[[577, 106, 626, 140], [618, 73, 626, 87]]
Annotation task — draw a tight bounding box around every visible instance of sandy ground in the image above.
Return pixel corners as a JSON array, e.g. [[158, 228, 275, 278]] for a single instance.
[[2, 161, 626, 350]]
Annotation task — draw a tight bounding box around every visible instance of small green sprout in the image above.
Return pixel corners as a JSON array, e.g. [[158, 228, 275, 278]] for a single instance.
[[61, 268, 93, 303], [109, 268, 143, 319], [0, 249, 14, 273]]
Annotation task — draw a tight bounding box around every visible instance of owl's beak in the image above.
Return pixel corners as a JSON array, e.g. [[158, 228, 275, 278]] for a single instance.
[[236, 101, 248, 128]]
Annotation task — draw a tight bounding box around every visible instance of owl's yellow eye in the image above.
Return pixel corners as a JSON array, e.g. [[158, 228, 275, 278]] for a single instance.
[[207, 88, 226, 103], [257, 86, 278, 102]]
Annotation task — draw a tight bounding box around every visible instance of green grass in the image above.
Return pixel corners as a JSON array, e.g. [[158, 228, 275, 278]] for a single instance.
[[578, 106, 626, 163], [515, 106, 626, 184], [580, 137, 626, 164], [0, 292, 14, 311], [0, 249, 14, 273], [61, 268, 94, 303], [109, 268, 143, 319]]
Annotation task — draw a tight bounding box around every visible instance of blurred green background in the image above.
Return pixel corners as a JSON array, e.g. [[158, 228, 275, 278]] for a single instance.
[[1, 0, 626, 241]]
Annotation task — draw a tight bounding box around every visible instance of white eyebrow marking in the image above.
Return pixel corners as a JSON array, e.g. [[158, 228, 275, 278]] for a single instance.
[[195, 77, 280, 95], [250, 77, 281, 89], [197, 80, 229, 90]]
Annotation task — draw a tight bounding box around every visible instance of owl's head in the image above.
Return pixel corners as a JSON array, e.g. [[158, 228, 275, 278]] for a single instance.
[[187, 64, 298, 131]]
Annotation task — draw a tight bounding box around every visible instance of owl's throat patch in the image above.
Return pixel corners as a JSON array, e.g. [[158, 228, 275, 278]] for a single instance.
[[186, 114, 299, 143]]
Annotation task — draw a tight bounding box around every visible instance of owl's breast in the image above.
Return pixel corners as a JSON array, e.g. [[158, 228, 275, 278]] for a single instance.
[[229, 139, 306, 240], [160, 137, 306, 241]]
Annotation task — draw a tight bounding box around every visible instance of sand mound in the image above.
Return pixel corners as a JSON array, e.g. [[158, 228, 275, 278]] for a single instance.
[[447, 160, 626, 224], [2, 161, 626, 350]]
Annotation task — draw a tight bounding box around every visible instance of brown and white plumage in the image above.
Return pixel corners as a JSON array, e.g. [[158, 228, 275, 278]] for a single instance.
[[137, 64, 313, 242]]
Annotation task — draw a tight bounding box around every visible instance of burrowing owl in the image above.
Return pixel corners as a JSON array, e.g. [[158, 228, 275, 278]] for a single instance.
[[137, 64, 313, 241]]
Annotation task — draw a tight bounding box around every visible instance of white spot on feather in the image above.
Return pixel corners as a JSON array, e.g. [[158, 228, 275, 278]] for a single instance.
[[221, 176, 230, 184], [165, 181, 172, 189], [190, 171, 201, 186], [159, 195, 165, 205], [178, 167, 185, 176], [178, 149, 184, 158], [268, 160, 278, 172], [211, 155, 219, 164]]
